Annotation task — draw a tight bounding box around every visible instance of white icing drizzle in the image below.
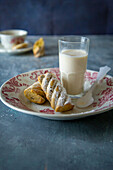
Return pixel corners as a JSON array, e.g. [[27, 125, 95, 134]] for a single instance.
[[57, 89, 67, 106], [47, 77, 58, 101], [42, 73, 52, 93], [40, 72, 73, 109], [65, 96, 71, 105], [51, 82, 62, 108]]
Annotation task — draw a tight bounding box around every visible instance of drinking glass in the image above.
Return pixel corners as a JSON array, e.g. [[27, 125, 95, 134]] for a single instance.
[[59, 36, 90, 98]]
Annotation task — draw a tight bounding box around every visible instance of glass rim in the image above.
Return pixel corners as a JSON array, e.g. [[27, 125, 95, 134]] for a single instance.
[[59, 36, 90, 44]]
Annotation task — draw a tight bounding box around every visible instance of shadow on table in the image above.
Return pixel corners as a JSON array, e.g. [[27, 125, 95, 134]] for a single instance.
[[59, 110, 113, 143], [35, 110, 113, 143], [9, 108, 113, 145]]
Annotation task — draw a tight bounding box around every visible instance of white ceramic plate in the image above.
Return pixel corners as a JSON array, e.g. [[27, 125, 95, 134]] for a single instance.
[[0, 68, 113, 120], [0, 41, 32, 54]]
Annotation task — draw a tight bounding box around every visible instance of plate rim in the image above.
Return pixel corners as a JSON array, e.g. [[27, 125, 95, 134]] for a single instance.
[[0, 68, 113, 120]]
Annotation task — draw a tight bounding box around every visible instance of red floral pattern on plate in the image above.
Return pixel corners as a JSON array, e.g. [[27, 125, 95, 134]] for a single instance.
[[97, 88, 113, 107], [40, 108, 55, 114]]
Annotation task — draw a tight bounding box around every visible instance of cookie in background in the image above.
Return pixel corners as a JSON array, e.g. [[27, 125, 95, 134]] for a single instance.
[[33, 38, 45, 57], [24, 81, 46, 104], [12, 42, 28, 50]]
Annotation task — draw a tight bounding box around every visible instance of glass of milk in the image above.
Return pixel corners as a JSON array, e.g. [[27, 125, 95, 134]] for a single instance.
[[59, 36, 90, 98]]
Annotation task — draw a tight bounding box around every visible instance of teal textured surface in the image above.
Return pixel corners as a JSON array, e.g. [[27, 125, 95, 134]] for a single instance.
[[0, 35, 113, 170]]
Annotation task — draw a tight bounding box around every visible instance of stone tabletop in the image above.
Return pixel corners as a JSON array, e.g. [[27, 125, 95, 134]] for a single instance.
[[0, 35, 113, 170]]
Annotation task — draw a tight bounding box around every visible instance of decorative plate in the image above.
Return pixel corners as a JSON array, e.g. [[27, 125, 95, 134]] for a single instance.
[[0, 68, 113, 120], [0, 41, 32, 54]]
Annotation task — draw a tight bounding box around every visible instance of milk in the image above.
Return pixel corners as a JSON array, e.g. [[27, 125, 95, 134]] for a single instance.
[[59, 49, 88, 95]]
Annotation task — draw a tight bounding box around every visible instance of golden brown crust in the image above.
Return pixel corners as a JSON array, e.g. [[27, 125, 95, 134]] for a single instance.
[[24, 81, 46, 104], [12, 42, 28, 50], [38, 74, 45, 84], [46, 78, 57, 102], [51, 85, 61, 110], [33, 38, 45, 57], [55, 103, 74, 112], [38, 73, 74, 112]]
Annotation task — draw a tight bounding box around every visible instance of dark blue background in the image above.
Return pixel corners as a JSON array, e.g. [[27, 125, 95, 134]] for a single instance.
[[0, 0, 113, 35]]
